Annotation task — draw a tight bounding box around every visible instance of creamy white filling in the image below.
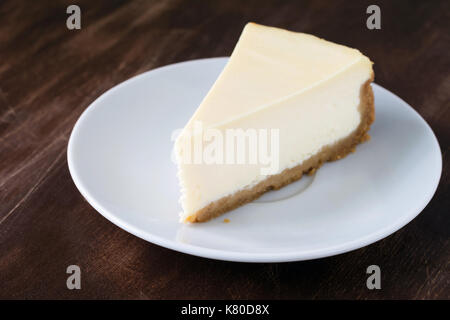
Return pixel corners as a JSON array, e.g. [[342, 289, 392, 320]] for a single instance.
[[176, 58, 372, 221]]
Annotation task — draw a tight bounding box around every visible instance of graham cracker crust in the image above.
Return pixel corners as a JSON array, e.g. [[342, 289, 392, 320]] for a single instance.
[[186, 75, 375, 223]]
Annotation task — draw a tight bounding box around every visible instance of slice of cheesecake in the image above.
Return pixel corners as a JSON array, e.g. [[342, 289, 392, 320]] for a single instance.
[[175, 23, 374, 223]]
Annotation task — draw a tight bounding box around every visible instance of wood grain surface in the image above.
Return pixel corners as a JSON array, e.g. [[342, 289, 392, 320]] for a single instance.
[[0, 0, 449, 299]]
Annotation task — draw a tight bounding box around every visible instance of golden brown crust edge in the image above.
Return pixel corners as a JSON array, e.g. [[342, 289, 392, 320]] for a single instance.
[[186, 74, 375, 223]]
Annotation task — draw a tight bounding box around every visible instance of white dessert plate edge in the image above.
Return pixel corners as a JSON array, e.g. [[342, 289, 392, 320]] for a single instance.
[[67, 57, 442, 263]]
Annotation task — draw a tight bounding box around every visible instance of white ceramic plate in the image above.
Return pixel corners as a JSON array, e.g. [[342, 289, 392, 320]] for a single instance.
[[68, 57, 442, 263]]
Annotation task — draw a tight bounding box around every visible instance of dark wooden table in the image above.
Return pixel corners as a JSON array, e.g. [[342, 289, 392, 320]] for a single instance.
[[1, 0, 448, 299]]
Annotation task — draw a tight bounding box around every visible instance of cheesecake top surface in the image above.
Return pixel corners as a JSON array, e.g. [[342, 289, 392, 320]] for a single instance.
[[183, 22, 371, 129]]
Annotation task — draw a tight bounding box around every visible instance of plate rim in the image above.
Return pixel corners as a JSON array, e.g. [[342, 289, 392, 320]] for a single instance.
[[67, 57, 442, 263]]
